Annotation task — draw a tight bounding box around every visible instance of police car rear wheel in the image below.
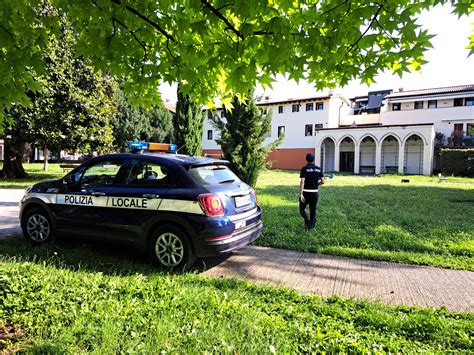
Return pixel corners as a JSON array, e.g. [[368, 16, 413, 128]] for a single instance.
[[150, 226, 196, 270], [22, 208, 53, 245]]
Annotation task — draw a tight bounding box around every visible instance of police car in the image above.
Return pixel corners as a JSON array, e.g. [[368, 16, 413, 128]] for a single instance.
[[19, 142, 263, 270]]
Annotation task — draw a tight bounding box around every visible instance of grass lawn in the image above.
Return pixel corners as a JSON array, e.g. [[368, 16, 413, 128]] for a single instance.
[[1, 237, 473, 353], [256, 170, 474, 270], [0, 163, 65, 189]]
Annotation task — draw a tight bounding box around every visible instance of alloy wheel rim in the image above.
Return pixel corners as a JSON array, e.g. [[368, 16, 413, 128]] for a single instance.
[[26, 214, 50, 242], [155, 232, 184, 266]]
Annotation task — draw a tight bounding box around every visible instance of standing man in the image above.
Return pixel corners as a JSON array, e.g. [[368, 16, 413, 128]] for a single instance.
[[299, 152, 326, 229]]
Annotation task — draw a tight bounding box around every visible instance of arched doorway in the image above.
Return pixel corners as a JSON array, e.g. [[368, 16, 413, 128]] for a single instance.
[[339, 136, 355, 173], [321, 137, 335, 172], [381, 135, 399, 174], [359, 136, 376, 175], [404, 134, 424, 174]]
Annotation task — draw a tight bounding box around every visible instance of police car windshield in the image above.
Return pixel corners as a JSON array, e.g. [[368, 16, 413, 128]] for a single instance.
[[189, 165, 241, 185]]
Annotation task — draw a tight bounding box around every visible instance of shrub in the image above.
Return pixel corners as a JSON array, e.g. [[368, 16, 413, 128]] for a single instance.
[[440, 148, 474, 176]]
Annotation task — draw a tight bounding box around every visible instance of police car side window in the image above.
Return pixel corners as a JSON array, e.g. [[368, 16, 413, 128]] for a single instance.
[[126, 160, 174, 187], [80, 160, 123, 186]]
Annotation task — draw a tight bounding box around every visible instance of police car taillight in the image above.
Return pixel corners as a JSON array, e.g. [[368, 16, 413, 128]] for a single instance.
[[251, 188, 258, 205], [199, 194, 224, 217]]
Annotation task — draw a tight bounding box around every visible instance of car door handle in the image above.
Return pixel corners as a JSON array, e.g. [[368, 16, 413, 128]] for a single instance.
[[91, 192, 106, 196], [143, 194, 159, 199]]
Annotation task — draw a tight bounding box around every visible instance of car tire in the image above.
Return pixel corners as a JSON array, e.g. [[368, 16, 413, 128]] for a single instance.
[[21, 207, 55, 245], [149, 225, 196, 271]]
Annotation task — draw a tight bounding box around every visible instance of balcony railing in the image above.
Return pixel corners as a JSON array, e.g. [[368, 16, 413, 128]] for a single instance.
[[340, 113, 381, 126]]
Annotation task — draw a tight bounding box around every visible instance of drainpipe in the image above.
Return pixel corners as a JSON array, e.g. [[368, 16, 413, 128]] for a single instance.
[[338, 101, 344, 127]]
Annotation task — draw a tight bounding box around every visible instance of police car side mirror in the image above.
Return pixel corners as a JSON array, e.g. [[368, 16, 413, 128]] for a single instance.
[[63, 174, 75, 185]]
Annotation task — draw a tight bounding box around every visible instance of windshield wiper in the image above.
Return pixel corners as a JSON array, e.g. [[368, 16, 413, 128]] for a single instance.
[[219, 179, 235, 184]]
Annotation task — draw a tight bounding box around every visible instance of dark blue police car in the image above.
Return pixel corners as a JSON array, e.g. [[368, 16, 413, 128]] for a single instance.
[[19, 143, 263, 270]]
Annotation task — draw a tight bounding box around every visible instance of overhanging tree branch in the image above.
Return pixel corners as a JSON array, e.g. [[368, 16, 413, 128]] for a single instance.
[[201, 0, 244, 40], [112, 17, 148, 62], [111, 0, 176, 43], [322, 0, 349, 16], [0, 25, 14, 41], [346, 3, 383, 53]]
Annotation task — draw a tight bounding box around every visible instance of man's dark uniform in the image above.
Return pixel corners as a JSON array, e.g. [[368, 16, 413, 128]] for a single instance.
[[299, 162, 324, 229]]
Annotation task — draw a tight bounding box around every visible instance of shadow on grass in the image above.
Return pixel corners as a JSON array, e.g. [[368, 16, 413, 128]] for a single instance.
[[0, 235, 232, 277], [0, 172, 63, 189]]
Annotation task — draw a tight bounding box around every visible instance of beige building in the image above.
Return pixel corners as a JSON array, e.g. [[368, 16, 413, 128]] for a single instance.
[[203, 84, 474, 176]]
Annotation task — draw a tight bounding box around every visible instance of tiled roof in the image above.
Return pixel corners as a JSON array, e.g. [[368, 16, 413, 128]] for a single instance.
[[386, 84, 474, 99], [164, 102, 176, 113], [258, 95, 331, 106], [208, 95, 333, 110]]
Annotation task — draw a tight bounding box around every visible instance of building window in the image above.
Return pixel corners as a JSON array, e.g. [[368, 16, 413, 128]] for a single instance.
[[207, 110, 213, 120], [314, 124, 323, 129], [454, 98, 464, 107], [467, 123, 474, 136], [207, 130, 213, 140], [454, 123, 463, 132], [261, 108, 268, 115], [392, 103, 401, 111], [414, 101, 423, 110], [292, 104, 300, 112], [428, 100, 437, 109], [220, 111, 225, 118], [306, 103, 314, 111], [278, 105, 283, 114], [316, 102, 324, 111], [277, 126, 285, 138], [305, 124, 313, 136], [266, 125, 271, 138], [465, 97, 474, 106]]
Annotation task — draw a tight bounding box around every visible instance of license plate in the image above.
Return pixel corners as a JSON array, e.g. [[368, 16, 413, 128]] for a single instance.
[[234, 194, 251, 208], [235, 220, 246, 229]]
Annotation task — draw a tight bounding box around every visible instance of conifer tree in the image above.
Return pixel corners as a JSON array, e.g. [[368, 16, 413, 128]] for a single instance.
[[210, 94, 282, 187], [174, 87, 204, 156]]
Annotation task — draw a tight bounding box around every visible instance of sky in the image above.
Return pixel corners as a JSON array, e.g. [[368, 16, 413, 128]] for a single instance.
[[159, 3, 474, 103]]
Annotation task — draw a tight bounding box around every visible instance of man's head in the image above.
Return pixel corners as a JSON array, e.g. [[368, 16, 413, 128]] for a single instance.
[[306, 152, 315, 163]]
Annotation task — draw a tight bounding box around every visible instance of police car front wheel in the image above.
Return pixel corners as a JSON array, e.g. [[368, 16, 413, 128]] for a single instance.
[[150, 225, 196, 271], [22, 208, 54, 245]]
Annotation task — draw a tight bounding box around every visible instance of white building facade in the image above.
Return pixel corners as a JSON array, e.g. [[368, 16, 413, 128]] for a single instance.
[[202, 84, 474, 175]]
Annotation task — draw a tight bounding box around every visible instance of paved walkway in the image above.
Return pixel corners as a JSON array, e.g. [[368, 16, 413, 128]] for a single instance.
[[0, 189, 23, 237], [1, 188, 473, 312], [203, 246, 473, 312]]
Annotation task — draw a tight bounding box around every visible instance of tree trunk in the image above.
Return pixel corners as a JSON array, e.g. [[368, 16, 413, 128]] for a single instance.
[[1, 136, 28, 179], [22, 143, 32, 163], [43, 146, 49, 172]]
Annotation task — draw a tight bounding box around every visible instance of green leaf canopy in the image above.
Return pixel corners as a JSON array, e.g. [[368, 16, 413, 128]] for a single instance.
[[1, 0, 473, 127]]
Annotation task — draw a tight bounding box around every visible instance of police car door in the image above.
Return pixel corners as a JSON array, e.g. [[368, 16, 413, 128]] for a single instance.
[[55, 158, 127, 237], [102, 158, 175, 241]]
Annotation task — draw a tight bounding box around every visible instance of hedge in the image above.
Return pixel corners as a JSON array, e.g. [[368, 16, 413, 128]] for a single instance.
[[440, 148, 474, 176]]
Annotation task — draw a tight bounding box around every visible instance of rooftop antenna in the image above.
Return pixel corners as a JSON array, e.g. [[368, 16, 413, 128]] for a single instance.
[[176, 144, 187, 154]]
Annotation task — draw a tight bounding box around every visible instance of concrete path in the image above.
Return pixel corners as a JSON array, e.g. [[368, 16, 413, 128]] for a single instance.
[[0, 189, 23, 237], [203, 246, 473, 312], [1, 188, 473, 312]]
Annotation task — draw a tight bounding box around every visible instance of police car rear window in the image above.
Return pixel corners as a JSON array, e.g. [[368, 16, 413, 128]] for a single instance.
[[189, 165, 240, 185]]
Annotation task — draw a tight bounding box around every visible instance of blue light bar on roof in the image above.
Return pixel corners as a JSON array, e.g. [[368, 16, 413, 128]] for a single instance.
[[128, 141, 177, 153], [128, 141, 149, 150]]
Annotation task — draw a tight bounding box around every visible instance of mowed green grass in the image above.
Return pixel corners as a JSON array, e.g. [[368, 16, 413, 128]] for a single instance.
[[1, 237, 473, 353], [0, 163, 65, 188], [255, 170, 474, 270]]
